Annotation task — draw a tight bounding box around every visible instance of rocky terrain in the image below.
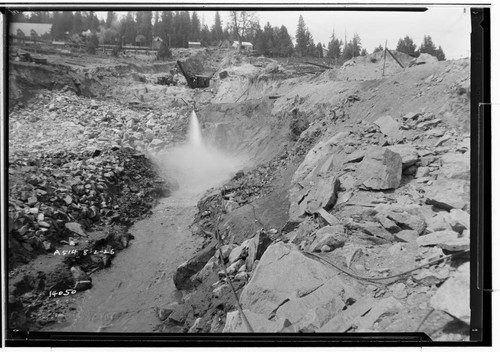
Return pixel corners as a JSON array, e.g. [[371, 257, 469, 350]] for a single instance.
[[7, 46, 471, 341]]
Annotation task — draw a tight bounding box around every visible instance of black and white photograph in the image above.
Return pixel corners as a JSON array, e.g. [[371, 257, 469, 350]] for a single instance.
[[2, 3, 491, 348]]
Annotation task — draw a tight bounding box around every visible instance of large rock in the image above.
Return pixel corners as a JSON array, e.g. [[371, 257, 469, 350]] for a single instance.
[[383, 211, 426, 235], [304, 175, 341, 213], [65, 222, 86, 237], [438, 153, 470, 180], [239, 243, 357, 325], [245, 231, 273, 271], [289, 175, 341, 219], [223, 310, 291, 332], [318, 296, 403, 332], [292, 133, 347, 184], [173, 242, 217, 290], [416, 230, 469, 251], [426, 179, 469, 210], [309, 225, 347, 252], [387, 144, 419, 168], [430, 262, 470, 324], [374, 115, 400, 138], [357, 147, 402, 190], [448, 209, 470, 234], [416, 53, 439, 64]]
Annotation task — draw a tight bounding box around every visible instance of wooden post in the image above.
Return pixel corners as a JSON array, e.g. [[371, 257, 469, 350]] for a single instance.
[[382, 40, 387, 77], [385, 48, 405, 70]]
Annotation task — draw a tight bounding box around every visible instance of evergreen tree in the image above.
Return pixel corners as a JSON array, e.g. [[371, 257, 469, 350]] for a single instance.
[[327, 29, 342, 60], [211, 11, 223, 43], [120, 12, 136, 45], [106, 11, 115, 28], [160, 11, 174, 45], [435, 45, 446, 61], [157, 40, 172, 60], [229, 11, 258, 51], [419, 35, 437, 55], [190, 11, 201, 41], [419, 35, 446, 60], [305, 29, 316, 56], [277, 25, 293, 57], [360, 48, 368, 56], [342, 33, 361, 60], [295, 15, 308, 57], [73, 11, 84, 35], [153, 11, 160, 39], [11, 11, 27, 22], [396, 35, 417, 56], [316, 42, 324, 58], [200, 24, 211, 46], [373, 44, 384, 53]]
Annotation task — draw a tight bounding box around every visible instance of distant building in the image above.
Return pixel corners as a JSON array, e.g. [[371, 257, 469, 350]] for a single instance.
[[10, 22, 52, 37], [188, 41, 202, 49], [232, 41, 253, 51]]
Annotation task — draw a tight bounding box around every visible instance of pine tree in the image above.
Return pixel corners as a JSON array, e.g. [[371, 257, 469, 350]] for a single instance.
[[295, 15, 308, 57], [373, 44, 384, 53], [316, 42, 324, 58], [419, 35, 437, 55], [435, 45, 446, 61], [120, 12, 136, 46], [211, 11, 223, 43], [396, 35, 417, 56], [327, 29, 342, 59], [200, 24, 211, 46], [277, 25, 293, 57], [106, 11, 115, 28], [160, 11, 173, 45], [73, 11, 84, 35], [190, 12, 201, 41]]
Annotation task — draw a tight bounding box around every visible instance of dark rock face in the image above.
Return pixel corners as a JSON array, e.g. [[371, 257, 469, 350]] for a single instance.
[[174, 241, 217, 290]]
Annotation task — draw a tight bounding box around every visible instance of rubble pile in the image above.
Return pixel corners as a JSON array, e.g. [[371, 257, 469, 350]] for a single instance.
[[8, 146, 168, 262], [154, 56, 471, 340]]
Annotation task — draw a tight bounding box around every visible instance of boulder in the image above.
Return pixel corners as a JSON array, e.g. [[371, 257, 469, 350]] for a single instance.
[[387, 144, 419, 168], [304, 175, 341, 213], [223, 310, 291, 333], [65, 222, 86, 237], [426, 212, 453, 232], [430, 262, 470, 324], [374, 115, 400, 138], [174, 241, 217, 290], [383, 211, 426, 235], [318, 296, 402, 332], [415, 166, 430, 178], [426, 179, 469, 210], [239, 243, 356, 323], [448, 209, 469, 233], [215, 244, 237, 262], [357, 147, 402, 190], [438, 153, 470, 180], [228, 242, 248, 264], [245, 231, 273, 271], [416, 230, 469, 251], [394, 230, 418, 243], [416, 53, 439, 64], [309, 225, 347, 252], [289, 175, 341, 220]]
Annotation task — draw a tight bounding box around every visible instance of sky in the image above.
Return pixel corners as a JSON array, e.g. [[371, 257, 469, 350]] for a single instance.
[[103, 6, 471, 59]]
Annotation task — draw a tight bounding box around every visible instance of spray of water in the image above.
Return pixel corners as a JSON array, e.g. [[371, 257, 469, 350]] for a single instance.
[[152, 110, 245, 199], [187, 110, 203, 147]]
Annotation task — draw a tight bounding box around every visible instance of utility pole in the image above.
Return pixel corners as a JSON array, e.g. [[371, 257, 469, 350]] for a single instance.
[[382, 40, 388, 77]]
